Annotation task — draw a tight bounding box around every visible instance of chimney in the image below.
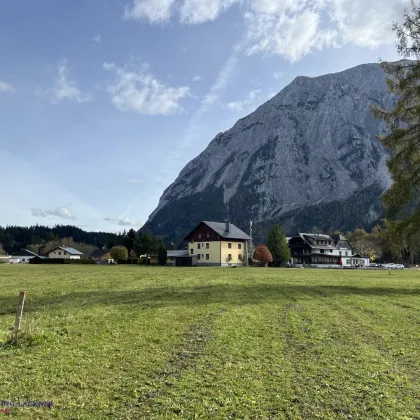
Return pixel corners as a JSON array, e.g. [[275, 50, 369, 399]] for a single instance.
[[225, 221, 231, 233], [38, 245, 45, 256]]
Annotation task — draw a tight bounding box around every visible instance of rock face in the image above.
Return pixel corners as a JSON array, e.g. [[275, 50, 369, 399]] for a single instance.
[[142, 63, 396, 244]]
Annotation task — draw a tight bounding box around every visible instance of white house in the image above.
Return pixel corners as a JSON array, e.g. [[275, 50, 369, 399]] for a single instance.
[[46, 246, 83, 259], [8, 249, 40, 264]]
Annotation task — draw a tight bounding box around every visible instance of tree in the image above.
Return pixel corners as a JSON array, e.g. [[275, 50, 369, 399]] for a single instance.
[[253, 246, 273, 267], [157, 244, 168, 266], [139, 233, 159, 257], [267, 225, 291, 266], [124, 229, 138, 255], [109, 245, 128, 261], [372, 1, 420, 246]]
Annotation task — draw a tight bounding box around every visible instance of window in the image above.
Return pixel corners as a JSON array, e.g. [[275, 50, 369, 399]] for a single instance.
[[206, 243, 209, 249], [206, 233, 210, 238], [197, 254, 201, 260], [228, 243, 232, 249], [321, 249, 325, 254], [330, 250, 333, 253], [345, 251, 348, 256], [238, 254, 242, 260], [198, 244, 201, 250], [198, 234, 202, 239], [202, 254, 204, 258], [238, 243, 242, 249], [58, 252, 61, 255], [190, 249, 193, 255], [206, 254, 209, 260], [339, 251, 342, 256], [228, 254, 232, 259]]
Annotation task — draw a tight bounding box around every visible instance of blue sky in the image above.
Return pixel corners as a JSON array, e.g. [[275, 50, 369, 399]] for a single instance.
[[0, 0, 408, 232]]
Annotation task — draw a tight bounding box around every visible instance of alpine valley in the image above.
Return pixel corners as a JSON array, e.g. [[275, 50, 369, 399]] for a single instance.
[[141, 63, 397, 244]]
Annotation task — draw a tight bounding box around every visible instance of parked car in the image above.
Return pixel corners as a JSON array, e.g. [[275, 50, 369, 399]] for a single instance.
[[395, 264, 405, 269], [385, 263, 396, 269], [370, 263, 379, 267]]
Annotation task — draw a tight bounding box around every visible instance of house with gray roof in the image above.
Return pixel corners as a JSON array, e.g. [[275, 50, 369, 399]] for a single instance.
[[288, 233, 368, 268], [184, 221, 252, 266], [46, 246, 83, 260]]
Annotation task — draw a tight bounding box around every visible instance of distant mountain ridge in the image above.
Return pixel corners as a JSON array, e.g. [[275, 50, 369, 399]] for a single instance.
[[142, 62, 396, 243]]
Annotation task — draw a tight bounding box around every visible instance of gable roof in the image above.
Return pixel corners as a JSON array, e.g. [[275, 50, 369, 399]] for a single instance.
[[185, 221, 252, 241], [292, 233, 336, 250], [90, 248, 109, 259], [47, 246, 83, 255], [9, 249, 39, 257]]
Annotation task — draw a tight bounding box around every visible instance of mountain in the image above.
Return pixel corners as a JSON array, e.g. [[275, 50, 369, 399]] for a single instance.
[[142, 63, 396, 244]]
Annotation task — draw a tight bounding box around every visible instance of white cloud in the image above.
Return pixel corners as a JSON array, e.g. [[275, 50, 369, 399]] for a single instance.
[[124, 0, 175, 22], [245, 9, 337, 62], [0, 81, 14, 92], [179, 0, 239, 24], [104, 60, 190, 116], [325, 0, 408, 48], [122, 0, 408, 62], [226, 89, 262, 112], [31, 207, 76, 220], [193, 75, 202, 81], [51, 59, 92, 103], [92, 34, 102, 45], [104, 216, 142, 227], [273, 71, 284, 79]]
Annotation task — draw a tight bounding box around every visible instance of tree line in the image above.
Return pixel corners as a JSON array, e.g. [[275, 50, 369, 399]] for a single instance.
[[0, 225, 166, 259]]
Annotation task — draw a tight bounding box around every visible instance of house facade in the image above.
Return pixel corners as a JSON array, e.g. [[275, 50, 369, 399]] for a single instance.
[[184, 221, 252, 266], [8, 249, 40, 264], [47, 246, 83, 259], [289, 233, 368, 268]]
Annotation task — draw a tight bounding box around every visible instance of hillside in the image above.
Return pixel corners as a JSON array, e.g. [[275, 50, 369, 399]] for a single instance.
[[142, 63, 396, 244]]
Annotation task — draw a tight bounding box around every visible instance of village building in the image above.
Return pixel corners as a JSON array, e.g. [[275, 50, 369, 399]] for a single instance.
[[46, 246, 83, 260], [183, 221, 252, 267], [8, 249, 40, 264], [288, 233, 369, 268]]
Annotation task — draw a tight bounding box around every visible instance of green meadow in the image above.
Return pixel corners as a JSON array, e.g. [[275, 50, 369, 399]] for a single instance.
[[0, 265, 419, 419]]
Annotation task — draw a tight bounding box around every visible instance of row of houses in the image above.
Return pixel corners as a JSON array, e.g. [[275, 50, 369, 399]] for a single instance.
[[8, 246, 83, 264], [142, 221, 369, 268], [5, 220, 369, 268]]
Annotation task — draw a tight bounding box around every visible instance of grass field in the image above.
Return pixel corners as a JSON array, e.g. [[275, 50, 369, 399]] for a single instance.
[[0, 265, 419, 419]]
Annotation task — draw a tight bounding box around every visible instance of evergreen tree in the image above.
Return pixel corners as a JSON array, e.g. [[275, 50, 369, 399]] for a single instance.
[[372, 2, 420, 244], [124, 229, 138, 255], [267, 225, 291, 266], [157, 244, 168, 266]]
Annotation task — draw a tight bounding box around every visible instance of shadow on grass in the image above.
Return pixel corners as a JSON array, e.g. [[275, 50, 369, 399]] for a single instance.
[[0, 284, 419, 315]]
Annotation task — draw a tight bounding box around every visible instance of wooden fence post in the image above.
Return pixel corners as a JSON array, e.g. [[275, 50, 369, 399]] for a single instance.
[[13, 291, 26, 339]]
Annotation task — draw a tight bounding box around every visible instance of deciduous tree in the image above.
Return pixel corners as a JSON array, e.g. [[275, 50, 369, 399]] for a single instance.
[[109, 245, 128, 261], [253, 245, 273, 266]]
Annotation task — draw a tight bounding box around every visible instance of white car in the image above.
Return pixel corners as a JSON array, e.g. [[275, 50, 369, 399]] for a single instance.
[[385, 263, 396, 269], [395, 264, 405, 270]]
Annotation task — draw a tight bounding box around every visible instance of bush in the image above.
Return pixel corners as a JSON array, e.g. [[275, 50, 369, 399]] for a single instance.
[[63, 259, 94, 264], [116, 258, 138, 265]]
